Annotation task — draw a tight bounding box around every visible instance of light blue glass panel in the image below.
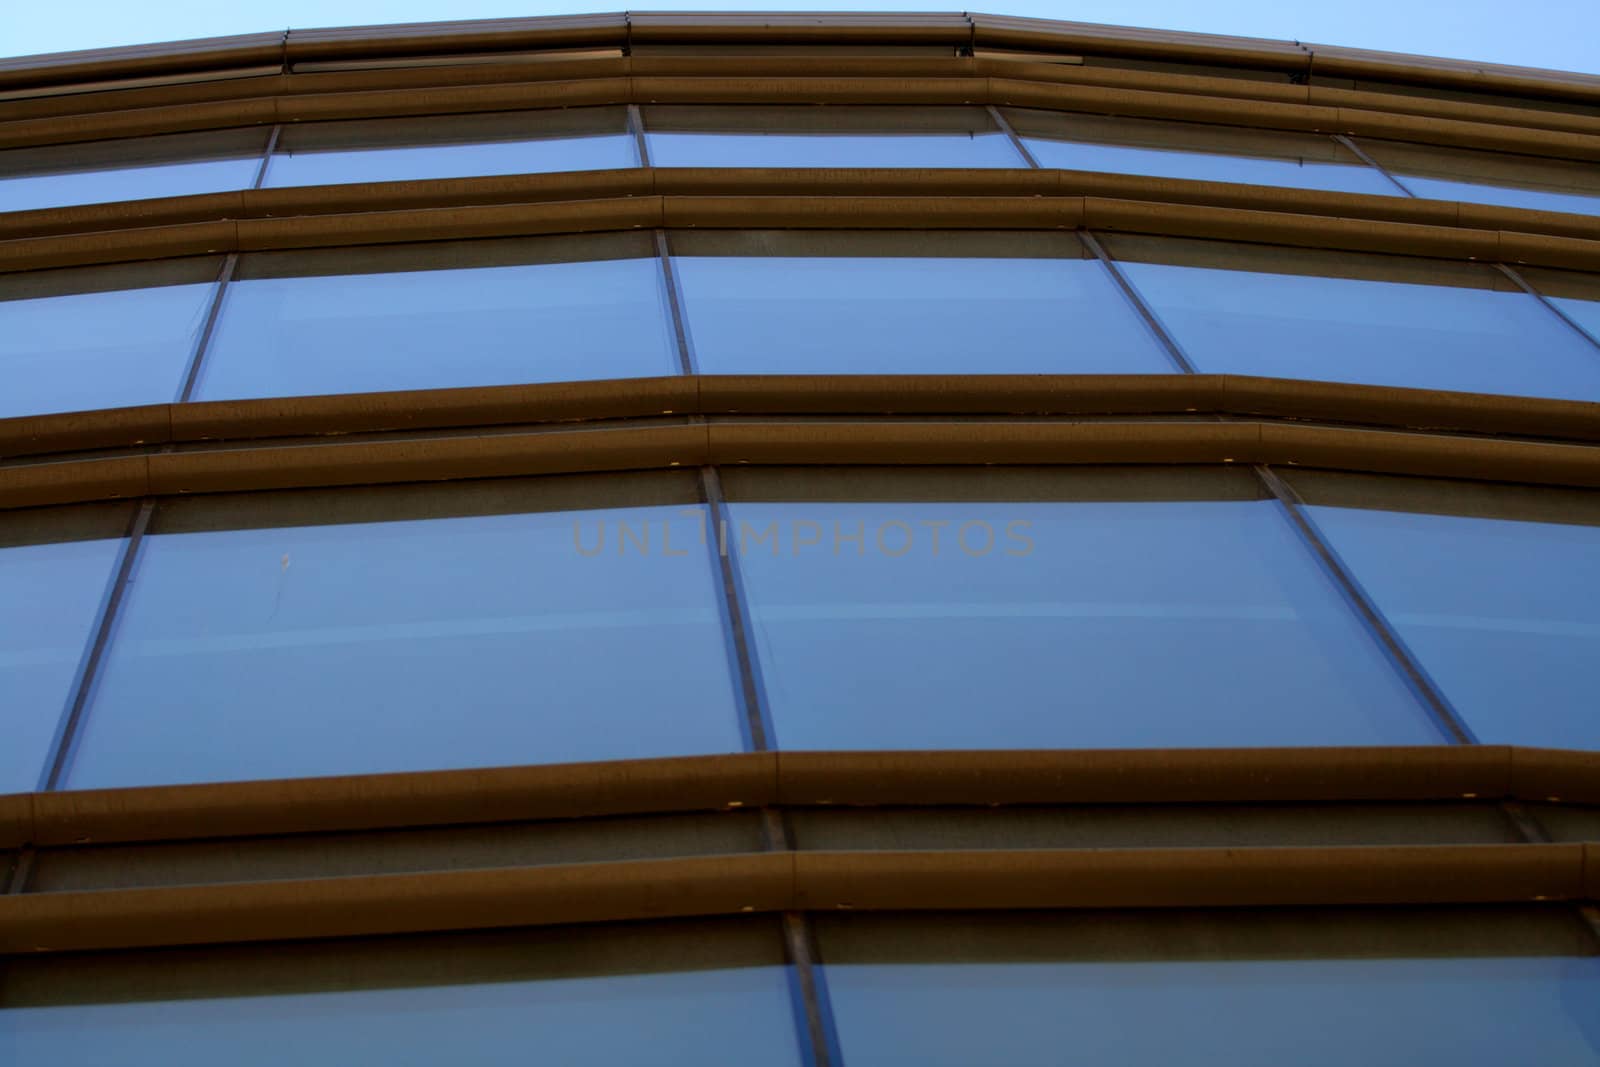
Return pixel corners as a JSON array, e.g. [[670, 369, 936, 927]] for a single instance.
[[1297, 473, 1600, 749], [1105, 235, 1600, 400], [0, 260, 218, 419], [0, 922, 801, 1067], [0, 129, 264, 213], [724, 468, 1439, 750], [67, 476, 741, 789], [0, 506, 127, 794], [1005, 108, 1398, 196], [1524, 266, 1600, 344], [1399, 175, 1600, 216], [1359, 138, 1600, 217], [194, 234, 676, 401], [262, 108, 636, 187], [671, 231, 1173, 374], [825, 955, 1600, 1065], [644, 106, 1026, 168]]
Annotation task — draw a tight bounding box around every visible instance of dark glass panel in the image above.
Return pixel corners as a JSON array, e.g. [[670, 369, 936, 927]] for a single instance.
[[670, 230, 1174, 374], [1291, 470, 1600, 749], [194, 233, 677, 401], [262, 107, 636, 187], [1005, 107, 1397, 196], [722, 466, 1439, 750], [643, 105, 1027, 167], [0, 919, 802, 1066], [0, 259, 220, 418], [791, 802, 1517, 851], [818, 908, 1600, 1067], [0, 128, 265, 212], [1357, 138, 1600, 216], [1102, 234, 1600, 400], [66, 474, 743, 789], [0, 503, 130, 794]]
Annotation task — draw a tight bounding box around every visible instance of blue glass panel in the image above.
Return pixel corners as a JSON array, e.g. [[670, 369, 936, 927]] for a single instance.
[[194, 234, 677, 401], [723, 467, 1439, 749], [0, 922, 802, 1067], [0, 129, 264, 213], [671, 231, 1174, 374], [0, 260, 218, 419], [67, 475, 741, 789], [1359, 139, 1600, 217], [1524, 267, 1600, 345], [262, 108, 636, 187], [1105, 235, 1600, 400], [1296, 472, 1600, 749], [0, 506, 127, 794], [826, 955, 1600, 1065], [1006, 108, 1397, 196], [644, 106, 1025, 168]]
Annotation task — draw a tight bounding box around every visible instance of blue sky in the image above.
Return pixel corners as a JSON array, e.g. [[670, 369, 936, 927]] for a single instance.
[[4, 0, 1599, 76]]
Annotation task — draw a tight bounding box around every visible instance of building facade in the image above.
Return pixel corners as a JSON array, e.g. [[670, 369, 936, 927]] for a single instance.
[[2, 12, 1600, 1063]]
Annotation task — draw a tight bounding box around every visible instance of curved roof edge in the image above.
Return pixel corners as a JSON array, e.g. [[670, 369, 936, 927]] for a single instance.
[[3, 11, 1600, 105]]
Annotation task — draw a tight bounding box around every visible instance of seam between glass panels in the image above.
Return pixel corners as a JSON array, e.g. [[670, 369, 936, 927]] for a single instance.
[[1253, 465, 1477, 745], [1494, 262, 1600, 365], [35, 498, 155, 792], [763, 810, 844, 1067], [1077, 229, 1196, 373], [1333, 133, 1417, 197], [985, 105, 1041, 169], [2, 847, 34, 894]]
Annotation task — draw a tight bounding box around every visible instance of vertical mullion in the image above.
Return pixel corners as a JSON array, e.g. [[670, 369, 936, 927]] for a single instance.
[[986, 104, 1040, 169], [1333, 133, 1415, 197], [1253, 465, 1476, 745], [251, 123, 282, 190], [35, 499, 156, 792], [627, 103, 651, 168], [698, 467, 775, 752], [1077, 229, 1196, 374], [656, 231, 696, 376], [175, 252, 237, 403]]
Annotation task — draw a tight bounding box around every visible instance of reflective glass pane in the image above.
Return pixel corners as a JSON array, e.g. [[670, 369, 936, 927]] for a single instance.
[[643, 105, 1026, 167], [1005, 108, 1398, 196], [1293, 471, 1600, 749], [67, 474, 742, 789], [1103, 234, 1600, 400], [723, 467, 1439, 750], [0, 129, 265, 213], [0, 504, 128, 794], [262, 108, 636, 187], [820, 910, 1600, 1067], [0, 259, 219, 419], [1358, 138, 1600, 216], [671, 231, 1174, 374], [194, 233, 676, 401], [0, 920, 803, 1066]]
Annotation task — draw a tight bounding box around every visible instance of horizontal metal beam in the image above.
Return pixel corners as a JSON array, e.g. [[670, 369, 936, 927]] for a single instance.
[[3, 746, 1597, 850], [1, 843, 1594, 953]]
